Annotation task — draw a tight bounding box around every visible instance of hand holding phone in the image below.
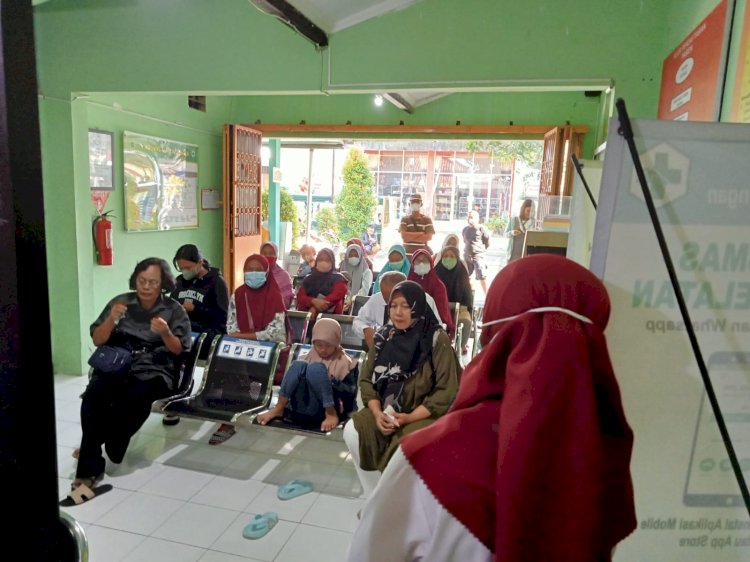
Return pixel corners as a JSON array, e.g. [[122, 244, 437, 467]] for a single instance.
[[383, 405, 399, 427]]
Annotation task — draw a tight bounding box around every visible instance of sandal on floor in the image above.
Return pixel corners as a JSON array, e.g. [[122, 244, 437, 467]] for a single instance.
[[60, 480, 113, 507], [208, 423, 236, 445], [277, 479, 313, 500], [242, 512, 279, 539]]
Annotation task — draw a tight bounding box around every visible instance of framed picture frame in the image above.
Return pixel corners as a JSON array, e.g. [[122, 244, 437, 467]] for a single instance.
[[88, 129, 114, 191]]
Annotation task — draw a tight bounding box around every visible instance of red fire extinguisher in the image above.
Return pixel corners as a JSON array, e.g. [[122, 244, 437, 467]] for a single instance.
[[92, 210, 114, 266]]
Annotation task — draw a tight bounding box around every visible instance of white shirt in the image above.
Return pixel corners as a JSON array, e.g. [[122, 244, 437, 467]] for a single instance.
[[353, 292, 444, 338], [347, 447, 492, 562]]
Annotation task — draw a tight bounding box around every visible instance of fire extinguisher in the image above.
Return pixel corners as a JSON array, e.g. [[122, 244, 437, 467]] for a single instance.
[[92, 210, 114, 266]]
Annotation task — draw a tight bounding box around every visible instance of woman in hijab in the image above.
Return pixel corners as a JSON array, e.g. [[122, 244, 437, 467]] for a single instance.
[[434, 234, 468, 271], [434, 245, 473, 354], [343, 280, 461, 498], [372, 244, 410, 294], [260, 241, 294, 308], [210, 253, 290, 445], [296, 247, 348, 316], [407, 249, 455, 339], [347, 255, 636, 562], [345, 237, 374, 272], [342, 243, 373, 313]]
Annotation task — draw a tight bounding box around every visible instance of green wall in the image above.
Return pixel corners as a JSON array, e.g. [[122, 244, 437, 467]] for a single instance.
[[41, 94, 229, 374], [32, 0, 749, 373]]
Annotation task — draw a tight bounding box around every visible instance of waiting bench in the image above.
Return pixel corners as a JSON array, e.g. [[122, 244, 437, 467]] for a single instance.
[[162, 336, 283, 425]]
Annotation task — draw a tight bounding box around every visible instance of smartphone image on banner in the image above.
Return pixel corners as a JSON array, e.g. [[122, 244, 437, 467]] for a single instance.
[[683, 351, 750, 507]]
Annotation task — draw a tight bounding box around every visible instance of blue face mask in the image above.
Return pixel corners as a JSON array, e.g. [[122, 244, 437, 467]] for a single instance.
[[244, 271, 267, 289]]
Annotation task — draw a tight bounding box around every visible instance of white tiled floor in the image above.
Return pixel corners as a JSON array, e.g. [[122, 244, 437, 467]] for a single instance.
[[56, 374, 363, 562]]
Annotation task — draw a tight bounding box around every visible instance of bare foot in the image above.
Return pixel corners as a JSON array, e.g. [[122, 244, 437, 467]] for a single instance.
[[321, 412, 339, 432], [257, 406, 284, 425], [72, 448, 80, 459]]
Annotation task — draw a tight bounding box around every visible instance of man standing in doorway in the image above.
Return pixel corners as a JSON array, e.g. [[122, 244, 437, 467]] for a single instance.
[[462, 210, 490, 294], [399, 193, 435, 257]]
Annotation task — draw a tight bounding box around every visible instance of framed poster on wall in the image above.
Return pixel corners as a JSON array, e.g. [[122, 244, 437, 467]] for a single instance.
[[123, 131, 198, 231], [88, 129, 114, 191]]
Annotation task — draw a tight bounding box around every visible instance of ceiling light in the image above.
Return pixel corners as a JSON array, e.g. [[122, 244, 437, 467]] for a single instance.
[[374, 95, 384, 107]]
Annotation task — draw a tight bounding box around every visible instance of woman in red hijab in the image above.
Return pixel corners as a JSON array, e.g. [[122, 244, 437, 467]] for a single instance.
[[209, 253, 290, 445], [407, 249, 455, 339], [347, 254, 636, 562], [260, 241, 294, 308]]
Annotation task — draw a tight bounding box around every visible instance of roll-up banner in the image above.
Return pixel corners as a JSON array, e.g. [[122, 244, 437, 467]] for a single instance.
[[592, 118, 750, 561]]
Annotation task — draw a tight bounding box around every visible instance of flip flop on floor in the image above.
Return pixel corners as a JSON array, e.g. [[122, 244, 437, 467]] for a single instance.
[[277, 479, 313, 500], [208, 423, 236, 445], [242, 512, 279, 540], [59, 483, 113, 507]]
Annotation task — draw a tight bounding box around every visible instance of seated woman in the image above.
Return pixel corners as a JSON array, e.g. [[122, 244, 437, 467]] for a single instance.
[[434, 245, 473, 354], [435, 234, 468, 271], [341, 243, 373, 313], [257, 318, 356, 432], [295, 248, 348, 316], [165, 244, 230, 425], [345, 237, 374, 272], [407, 249, 455, 339], [65, 258, 191, 504], [372, 244, 410, 294], [347, 255, 636, 562], [171, 244, 229, 336], [260, 241, 294, 308], [209, 253, 290, 445], [343, 281, 460, 498]]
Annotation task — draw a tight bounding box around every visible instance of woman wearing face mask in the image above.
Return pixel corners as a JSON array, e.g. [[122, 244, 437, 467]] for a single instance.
[[342, 244, 373, 313], [407, 249, 455, 339], [372, 244, 410, 294], [434, 245, 473, 354], [434, 234, 469, 272], [260, 241, 294, 308], [171, 244, 229, 337], [296, 247, 348, 316], [343, 281, 461, 498], [347, 255, 636, 562], [209, 253, 291, 445], [345, 237, 374, 272]]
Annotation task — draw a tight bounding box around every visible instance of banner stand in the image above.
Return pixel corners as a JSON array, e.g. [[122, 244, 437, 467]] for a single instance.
[[615, 98, 750, 517]]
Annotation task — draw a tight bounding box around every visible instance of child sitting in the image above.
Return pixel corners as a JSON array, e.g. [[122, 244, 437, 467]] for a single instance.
[[257, 318, 356, 432]]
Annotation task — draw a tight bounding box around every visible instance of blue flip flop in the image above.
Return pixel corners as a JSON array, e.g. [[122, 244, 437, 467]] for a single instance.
[[277, 479, 314, 500], [242, 512, 279, 540]]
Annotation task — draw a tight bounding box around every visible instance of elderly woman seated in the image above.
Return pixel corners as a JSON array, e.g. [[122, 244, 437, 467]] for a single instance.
[[343, 280, 461, 498], [63, 257, 191, 505]]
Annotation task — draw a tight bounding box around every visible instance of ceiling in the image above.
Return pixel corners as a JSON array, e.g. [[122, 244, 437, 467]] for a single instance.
[[282, 0, 422, 33]]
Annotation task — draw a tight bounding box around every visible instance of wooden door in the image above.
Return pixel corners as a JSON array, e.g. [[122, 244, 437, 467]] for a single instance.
[[223, 125, 263, 292], [538, 127, 563, 228]]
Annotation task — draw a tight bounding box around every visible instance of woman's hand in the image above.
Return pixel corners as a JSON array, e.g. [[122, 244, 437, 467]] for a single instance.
[[391, 412, 412, 427], [375, 411, 398, 435], [512, 229, 521, 236], [182, 300, 195, 312], [109, 302, 128, 323], [150, 316, 171, 337], [311, 297, 329, 311]]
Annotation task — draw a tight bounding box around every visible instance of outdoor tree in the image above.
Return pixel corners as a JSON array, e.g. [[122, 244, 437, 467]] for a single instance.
[[464, 140, 543, 166], [334, 148, 377, 241], [261, 188, 300, 248], [316, 206, 340, 246]]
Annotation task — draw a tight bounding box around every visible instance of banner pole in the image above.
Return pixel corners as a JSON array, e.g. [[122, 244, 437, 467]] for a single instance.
[[570, 153, 598, 210], [615, 98, 750, 517]]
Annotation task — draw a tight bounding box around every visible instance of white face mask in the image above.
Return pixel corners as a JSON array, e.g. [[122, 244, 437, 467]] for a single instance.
[[411, 203, 421, 212], [413, 263, 430, 276], [481, 306, 593, 329], [348, 257, 359, 266]]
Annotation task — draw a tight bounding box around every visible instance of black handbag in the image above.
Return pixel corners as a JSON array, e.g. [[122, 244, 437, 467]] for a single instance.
[[88, 345, 132, 375]]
